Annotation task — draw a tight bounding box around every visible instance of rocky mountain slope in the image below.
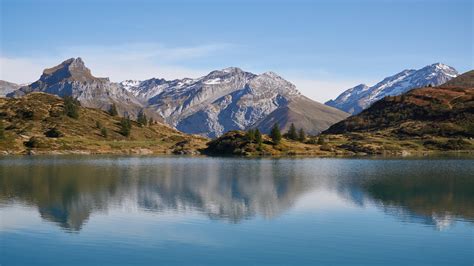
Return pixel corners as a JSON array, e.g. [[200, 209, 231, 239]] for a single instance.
[[0, 92, 207, 155], [7, 58, 161, 121], [326, 63, 459, 114], [0, 80, 20, 97], [123, 68, 348, 137], [5, 58, 348, 138], [321, 70, 474, 154]]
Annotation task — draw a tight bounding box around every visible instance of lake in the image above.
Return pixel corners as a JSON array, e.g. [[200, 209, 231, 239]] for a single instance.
[[0, 156, 473, 265]]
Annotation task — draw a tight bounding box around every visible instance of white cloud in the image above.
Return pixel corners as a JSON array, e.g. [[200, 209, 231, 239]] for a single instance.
[[0, 42, 373, 103], [0, 42, 232, 83], [290, 78, 369, 103], [0, 56, 58, 84]]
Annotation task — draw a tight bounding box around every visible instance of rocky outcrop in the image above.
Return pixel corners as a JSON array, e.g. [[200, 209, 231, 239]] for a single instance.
[[8, 58, 161, 120]]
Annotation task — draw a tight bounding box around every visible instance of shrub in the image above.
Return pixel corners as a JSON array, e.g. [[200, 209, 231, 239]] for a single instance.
[[24, 136, 48, 148], [64, 96, 80, 119], [317, 136, 326, 145], [119, 117, 132, 137], [44, 127, 64, 138], [0, 120, 4, 139], [100, 127, 108, 138], [320, 144, 333, 151], [18, 109, 34, 119], [137, 110, 148, 127], [108, 104, 118, 116], [96, 121, 103, 129]]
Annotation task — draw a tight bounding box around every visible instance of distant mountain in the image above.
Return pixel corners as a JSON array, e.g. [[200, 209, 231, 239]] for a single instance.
[[6, 58, 347, 138], [326, 63, 459, 114], [324, 70, 474, 139], [0, 80, 20, 97], [8, 58, 161, 120], [122, 67, 348, 138]]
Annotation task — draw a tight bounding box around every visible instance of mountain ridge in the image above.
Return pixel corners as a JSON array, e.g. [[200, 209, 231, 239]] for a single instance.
[[323, 70, 474, 138], [326, 63, 459, 114], [4, 57, 347, 138]]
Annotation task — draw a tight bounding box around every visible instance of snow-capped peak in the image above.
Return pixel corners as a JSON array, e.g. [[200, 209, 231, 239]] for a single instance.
[[326, 63, 459, 114], [120, 80, 141, 90]]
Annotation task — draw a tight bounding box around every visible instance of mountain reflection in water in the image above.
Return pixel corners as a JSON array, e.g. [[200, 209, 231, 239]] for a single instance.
[[0, 156, 472, 232]]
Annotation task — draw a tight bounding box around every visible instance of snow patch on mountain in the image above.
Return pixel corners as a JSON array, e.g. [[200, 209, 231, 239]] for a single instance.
[[326, 63, 459, 114]]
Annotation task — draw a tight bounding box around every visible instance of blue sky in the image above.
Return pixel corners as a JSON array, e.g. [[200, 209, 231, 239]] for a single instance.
[[1, 0, 472, 102]]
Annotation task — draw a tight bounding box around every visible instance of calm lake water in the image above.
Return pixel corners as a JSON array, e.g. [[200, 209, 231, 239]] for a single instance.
[[0, 156, 473, 265]]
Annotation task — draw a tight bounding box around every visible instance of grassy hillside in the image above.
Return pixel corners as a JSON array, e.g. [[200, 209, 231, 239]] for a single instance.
[[0, 93, 207, 155], [319, 71, 474, 154], [254, 95, 349, 135]]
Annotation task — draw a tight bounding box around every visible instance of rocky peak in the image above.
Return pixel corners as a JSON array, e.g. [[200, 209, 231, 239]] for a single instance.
[[203, 67, 254, 81], [249, 71, 299, 96], [40, 57, 99, 84], [419, 63, 458, 77]]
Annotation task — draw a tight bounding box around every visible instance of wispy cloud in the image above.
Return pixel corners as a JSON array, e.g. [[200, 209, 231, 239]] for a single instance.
[[1, 42, 370, 103], [0, 42, 233, 83], [290, 78, 372, 103]]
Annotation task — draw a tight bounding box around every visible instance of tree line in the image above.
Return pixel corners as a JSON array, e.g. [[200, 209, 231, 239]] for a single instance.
[[59, 96, 155, 138], [245, 122, 306, 146]]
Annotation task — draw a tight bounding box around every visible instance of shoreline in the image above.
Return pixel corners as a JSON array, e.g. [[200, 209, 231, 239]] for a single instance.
[[1, 148, 473, 158]]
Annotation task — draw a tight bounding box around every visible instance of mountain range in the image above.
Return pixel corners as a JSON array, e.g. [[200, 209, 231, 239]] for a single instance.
[[7, 58, 162, 122], [4, 58, 348, 138], [324, 70, 474, 140], [326, 63, 459, 114], [0, 80, 21, 97]]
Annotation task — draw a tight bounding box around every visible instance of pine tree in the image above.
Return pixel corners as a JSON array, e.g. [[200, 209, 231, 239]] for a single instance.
[[246, 129, 256, 142], [137, 110, 147, 127], [287, 123, 298, 140], [0, 120, 4, 140], [63, 96, 79, 119], [119, 117, 132, 137], [148, 117, 154, 126], [109, 103, 118, 116], [100, 127, 108, 138], [298, 128, 306, 142], [317, 135, 326, 145], [270, 123, 282, 145], [255, 128, 263, 149]]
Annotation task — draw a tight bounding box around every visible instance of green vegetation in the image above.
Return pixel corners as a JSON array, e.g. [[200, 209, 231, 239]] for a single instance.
[[108, 103, 118, 116], [137, 110, 148, 127], [255, 129, 263, 148], [298, 128, 306, 142], [245, 128, 256, 142], [119, 117, 132, 137], [100, 127, 108, 138], [44, 127, 64, 138], [270, 123, 282, 145], [286, 123, 298, 140], [63, 96, 80, 119], [0, 93, 207, 155], [0, 120, 4, 140]]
